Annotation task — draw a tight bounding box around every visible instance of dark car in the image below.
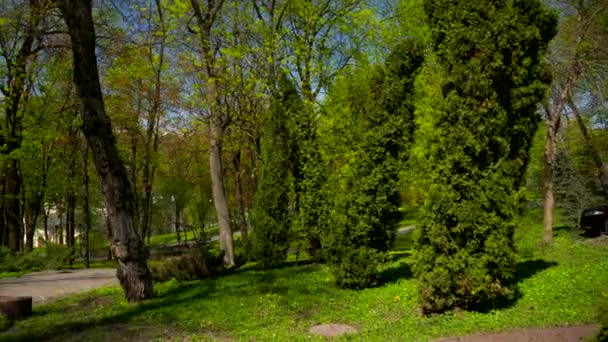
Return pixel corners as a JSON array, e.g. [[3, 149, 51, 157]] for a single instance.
[[579, 203, 608, 235]]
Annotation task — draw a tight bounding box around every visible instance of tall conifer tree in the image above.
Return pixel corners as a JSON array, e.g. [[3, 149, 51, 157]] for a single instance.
[[250, 74, 301, 268], [325, 40, 424, 288], [415, 0, 557, 312]]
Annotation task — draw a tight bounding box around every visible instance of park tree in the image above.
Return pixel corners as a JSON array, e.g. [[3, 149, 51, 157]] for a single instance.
[[414, 0, 556, 312], [186, 0, 238, 266], [58, 0, 153, 301], [542, 0, 608, 243], [0, 1, 50, 251], [250, 74, 299, 268], [323, 40, 423, 288]]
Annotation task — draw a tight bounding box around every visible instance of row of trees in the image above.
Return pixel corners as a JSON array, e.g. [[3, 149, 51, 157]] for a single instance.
[[0, 0, 606, 309]]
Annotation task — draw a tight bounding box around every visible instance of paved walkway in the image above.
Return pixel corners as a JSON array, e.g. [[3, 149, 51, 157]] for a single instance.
[[0, 269, 117, 304]]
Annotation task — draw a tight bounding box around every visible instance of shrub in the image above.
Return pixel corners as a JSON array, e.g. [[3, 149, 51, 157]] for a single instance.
[[331, 247, 384, 289], [150, 247, 224, 282], [0, 243, 72, 274], [0, 313, 11, 332]]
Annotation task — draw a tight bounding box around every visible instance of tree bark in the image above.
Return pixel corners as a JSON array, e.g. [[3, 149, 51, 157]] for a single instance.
[[209, 129, 235, 265], [81, 142, 91, 268], [59, 0, 153, 302], [567, 98, 608, 198]]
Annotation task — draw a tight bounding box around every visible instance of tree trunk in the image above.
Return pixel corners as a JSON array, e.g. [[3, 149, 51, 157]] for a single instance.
[[24, 212, 37, 252], [234, 153, 247, 240], [43, 206, 48, 242], [210, 132, 235, 265], [189, 0, 235, 266], [106, 214, 112, 261], [6, 160, 21, 252], [66, 156, 77, 251], [542, 69, 578, 244], [129, 131, 139, 235], [59, 0, 153, 302], [568, 98, 608, 198], [175, 200, 181, 244], [140, 0, 165, 241], [543, 114, 557, 244], [82, 142, 91, 268], [1, 1, 46, 253]]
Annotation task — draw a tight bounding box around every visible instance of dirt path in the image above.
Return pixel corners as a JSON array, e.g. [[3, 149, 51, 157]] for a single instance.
[[435, 324, 600, 342], [0, 269, 117, 304]]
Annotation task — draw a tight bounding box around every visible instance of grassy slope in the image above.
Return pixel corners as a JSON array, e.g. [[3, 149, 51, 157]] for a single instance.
[[2, 212, 607, 341]]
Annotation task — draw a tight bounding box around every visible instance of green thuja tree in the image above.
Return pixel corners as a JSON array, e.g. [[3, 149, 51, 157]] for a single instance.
[[250, 74, 300, 268], [324, 39, 424, 288], [291, 111, 326, 261], [414, 0, 557, 312]]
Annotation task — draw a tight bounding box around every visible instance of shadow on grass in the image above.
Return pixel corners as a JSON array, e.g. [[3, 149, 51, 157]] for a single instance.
[[3, 281, 218, 342], [515, 259, 558, 283], [472, 258, 558, 313], [378, 260, 413, 285]]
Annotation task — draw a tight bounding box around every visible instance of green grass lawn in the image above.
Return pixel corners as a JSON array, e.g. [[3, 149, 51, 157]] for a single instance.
[[1, 213, 607, 341]]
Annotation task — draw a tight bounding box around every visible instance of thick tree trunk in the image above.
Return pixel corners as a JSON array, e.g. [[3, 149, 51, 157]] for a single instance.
[[82, 143, 91, 268], [210, 133, 235, 265], [568, 99, 608, 198], [59, 0, 153, 302]]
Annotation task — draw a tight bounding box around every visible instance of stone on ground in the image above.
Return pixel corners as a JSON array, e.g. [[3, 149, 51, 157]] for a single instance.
[[309, 323, 357, 337]]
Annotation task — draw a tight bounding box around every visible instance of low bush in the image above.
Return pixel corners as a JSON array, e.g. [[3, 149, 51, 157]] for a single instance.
[[0, 243, 72, 274], [150, 247, 225, 282], [0, 314, 11, 332], [329, 247, 384, 289]]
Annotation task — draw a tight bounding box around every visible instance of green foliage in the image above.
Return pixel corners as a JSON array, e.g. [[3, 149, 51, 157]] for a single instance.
[[250, 74, 298, 268], [292, 139, 326, 261], [415, 0, 557, 312], [0, 314, 11, 332], [324, 39, 424, 288]]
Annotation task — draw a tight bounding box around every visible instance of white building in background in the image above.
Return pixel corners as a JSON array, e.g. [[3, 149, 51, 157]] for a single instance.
[[24, 205, 106, 248]]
